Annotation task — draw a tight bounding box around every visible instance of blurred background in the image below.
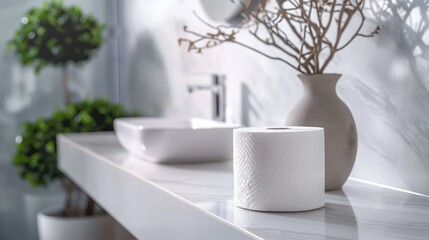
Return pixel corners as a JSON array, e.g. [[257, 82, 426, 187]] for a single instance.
[[1, 0, 428, 239], [1, 1, 109, 239]]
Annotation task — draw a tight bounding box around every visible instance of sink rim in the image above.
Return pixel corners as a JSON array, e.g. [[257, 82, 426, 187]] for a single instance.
[[114, 117, 241, 131]]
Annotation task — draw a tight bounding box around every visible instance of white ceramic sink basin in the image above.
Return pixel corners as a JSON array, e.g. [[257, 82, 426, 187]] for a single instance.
[[114, 117, 240, 164]]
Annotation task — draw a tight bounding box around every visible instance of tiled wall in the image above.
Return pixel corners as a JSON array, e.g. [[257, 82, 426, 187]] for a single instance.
[[123, 0, 429, 195]]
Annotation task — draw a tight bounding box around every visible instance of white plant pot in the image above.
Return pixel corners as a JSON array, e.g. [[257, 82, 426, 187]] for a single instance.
[[37, 207, 115, 240], [25, 192, 65, 240]]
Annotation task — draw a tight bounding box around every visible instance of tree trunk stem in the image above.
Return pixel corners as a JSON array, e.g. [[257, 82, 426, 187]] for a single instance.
[[62, 178, 75, 217], [85, 196, 96, 216], [62, 64, 71, 106]]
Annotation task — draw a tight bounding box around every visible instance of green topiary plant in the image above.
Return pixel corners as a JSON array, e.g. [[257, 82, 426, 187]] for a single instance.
[[13, 99, 137, 216], [7, 0, 105, 105]]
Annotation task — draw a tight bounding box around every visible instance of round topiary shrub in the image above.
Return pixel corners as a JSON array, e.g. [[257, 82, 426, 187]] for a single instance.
[[13, 99, 136, 187], [7, 0, 105, 73]]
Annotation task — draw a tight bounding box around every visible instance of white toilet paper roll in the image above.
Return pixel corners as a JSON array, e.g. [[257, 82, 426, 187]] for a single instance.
[[234, 127, 325, 212]]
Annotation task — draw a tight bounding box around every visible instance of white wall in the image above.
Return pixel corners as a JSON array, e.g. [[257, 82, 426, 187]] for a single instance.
[[122, 0, 429, 195], [0, 0, 108, 239]]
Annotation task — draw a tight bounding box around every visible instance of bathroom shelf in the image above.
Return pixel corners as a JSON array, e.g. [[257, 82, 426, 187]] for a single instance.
[[58, 133, 429, 240]]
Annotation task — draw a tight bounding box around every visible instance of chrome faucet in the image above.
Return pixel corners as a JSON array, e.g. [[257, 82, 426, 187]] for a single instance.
[[187, 74, 226, 122]]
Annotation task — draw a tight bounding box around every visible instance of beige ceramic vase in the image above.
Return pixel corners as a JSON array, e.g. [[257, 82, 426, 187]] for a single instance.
[[286, 74, 357, 190]]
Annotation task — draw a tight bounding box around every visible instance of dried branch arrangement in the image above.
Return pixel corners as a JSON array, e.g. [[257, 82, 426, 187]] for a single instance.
[[179, 0, 379, 74]]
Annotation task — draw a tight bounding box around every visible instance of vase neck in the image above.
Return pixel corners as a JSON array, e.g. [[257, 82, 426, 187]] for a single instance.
[[298, 74, 341, 96]]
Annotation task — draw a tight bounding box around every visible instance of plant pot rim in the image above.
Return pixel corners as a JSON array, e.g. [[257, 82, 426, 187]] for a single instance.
[[297, 73, 342, 77], [38, 206, 107, 220]]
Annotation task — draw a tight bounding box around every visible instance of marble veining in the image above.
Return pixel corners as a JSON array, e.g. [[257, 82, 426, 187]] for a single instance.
[[59, 133, 429, 240]]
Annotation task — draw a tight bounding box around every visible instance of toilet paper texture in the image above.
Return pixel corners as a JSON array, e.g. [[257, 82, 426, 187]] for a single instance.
[[233, 127, 325, 212]]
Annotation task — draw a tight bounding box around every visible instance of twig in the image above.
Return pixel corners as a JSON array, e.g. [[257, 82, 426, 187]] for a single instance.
[[179, 0, 377, 74]]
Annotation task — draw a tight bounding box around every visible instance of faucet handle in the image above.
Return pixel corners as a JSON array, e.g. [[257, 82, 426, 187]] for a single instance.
[[211, 74, 226, 86], [188, 72, 226, 86]]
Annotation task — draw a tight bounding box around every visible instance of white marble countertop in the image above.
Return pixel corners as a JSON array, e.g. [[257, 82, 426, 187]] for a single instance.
[[58, 133, 429, 240]]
